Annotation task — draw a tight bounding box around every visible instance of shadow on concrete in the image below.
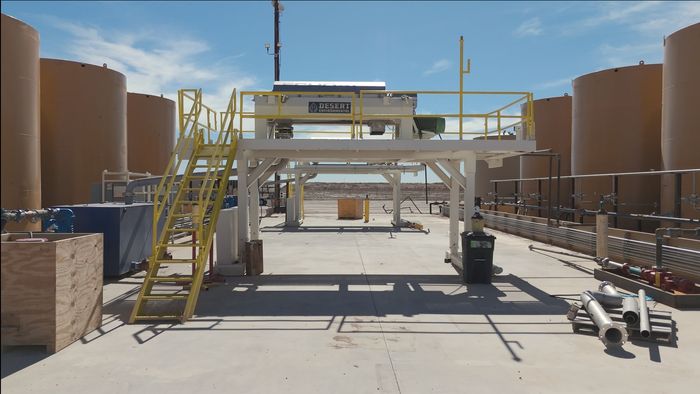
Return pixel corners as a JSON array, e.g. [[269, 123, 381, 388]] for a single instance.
[[528, 249, 595, 276], [260, 225, 426, 234], [630, 340, 662, 362], [0, 346, 48, 379], [0, 285, 141, 379], [604, 346, 636, 359], [191, 274, 570, 318], [118, 273, 575, 362]]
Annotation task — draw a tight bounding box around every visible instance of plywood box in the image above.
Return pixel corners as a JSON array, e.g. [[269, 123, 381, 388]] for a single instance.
[[1, 233, 103, 353], [338, 199, 363, 219], [245, 240, 264, 276]]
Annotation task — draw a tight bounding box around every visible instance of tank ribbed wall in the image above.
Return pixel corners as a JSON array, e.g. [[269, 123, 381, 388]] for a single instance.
[[660, 23, 700, 221], [476, 135, 519, 213], [1, 14, 42, 231], [40, 59, 127, 206], [127, 93, 176, 175], [476, 157, 520, 202], [520, 96, 572, 216], [572, 64, 662, 231]]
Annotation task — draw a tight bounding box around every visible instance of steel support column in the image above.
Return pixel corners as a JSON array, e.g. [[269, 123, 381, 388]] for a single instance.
[[463, 153, 476, 233], [250, 174, 260, 240], [449, 170, 460, 259], [393, 172, 402, 225], [294, 167, 302, 224], [237, 153, 250, 263]]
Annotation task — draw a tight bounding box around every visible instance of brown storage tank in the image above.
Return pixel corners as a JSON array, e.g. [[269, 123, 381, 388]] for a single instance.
[[572, 64, 662, 231], [127, 93, 176, 175], [41, 59, 127, 207], [476, 135, 519, 212], [660, 23, 700, 222], [520, 96, 573, 217], [1, 14, 42, 231]]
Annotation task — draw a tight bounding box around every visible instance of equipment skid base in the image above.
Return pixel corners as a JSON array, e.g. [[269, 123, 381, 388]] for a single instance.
[[567, 302, 675, 344]]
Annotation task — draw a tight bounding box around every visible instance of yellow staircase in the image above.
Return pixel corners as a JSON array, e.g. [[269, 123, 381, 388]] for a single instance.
[[129, 89, 238, 323]]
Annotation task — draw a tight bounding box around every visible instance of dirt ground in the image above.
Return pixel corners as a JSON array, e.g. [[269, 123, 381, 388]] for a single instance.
[[302, 182, 450, 201]]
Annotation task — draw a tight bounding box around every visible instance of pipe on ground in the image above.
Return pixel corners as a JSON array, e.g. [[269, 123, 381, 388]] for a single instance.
[[638, 289, 651, 338], [589, 291, 623, 307], [622, 297, 640, 326], [580, 290, 628, 347], [598, 281, 620, 297]]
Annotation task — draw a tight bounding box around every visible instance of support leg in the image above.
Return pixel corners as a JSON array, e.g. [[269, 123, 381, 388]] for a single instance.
[[449, 172, 460, 259], [463, 154, 476, 233], [294, 168, 302, 224], [393, 172, 402, 226], [237, 153, 249, 263], [250, 173, 260, 240]]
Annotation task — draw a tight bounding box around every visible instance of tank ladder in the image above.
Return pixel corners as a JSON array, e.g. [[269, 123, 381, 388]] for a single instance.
[[129, 89, 237, 323]]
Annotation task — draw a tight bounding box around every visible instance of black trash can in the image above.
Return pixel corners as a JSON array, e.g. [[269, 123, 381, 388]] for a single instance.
[[461, 231, 496, 284]]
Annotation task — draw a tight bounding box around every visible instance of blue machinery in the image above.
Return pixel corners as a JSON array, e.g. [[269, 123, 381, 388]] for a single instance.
[[0, 208, 75, 233]]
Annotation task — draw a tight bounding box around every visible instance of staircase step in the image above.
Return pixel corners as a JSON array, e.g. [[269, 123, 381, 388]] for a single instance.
[[132, 315, 184, 321], [153, 259, 198, 264], [160, 243, 202, 248], [142, 295, 190, 301], [180, 188, 217, 192], [187, 175, 224, 180], [129, 134, 236, 325], [149, 276, 194, 283], [165, 228, 198, 232], [171, 213, 212, 219]]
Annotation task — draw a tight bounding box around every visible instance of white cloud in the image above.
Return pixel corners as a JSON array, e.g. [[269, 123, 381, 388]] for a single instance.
[[534, 76, 574, 90], [599, 42, 660, 67], [564, 2, 700, 36], [514, 17, 543, 37], [423, 59, 451, 75], [50, 18, 258, 112], [560, 2, 700, 69]]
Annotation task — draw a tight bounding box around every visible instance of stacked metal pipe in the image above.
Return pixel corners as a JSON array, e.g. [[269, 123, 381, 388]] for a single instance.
[[580, 289, 628, 347], [638, 289, 651, 338], [577, 281, 655, 346]]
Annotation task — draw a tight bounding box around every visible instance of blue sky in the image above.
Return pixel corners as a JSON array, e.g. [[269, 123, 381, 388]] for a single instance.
[[3, 1, 699, 182]]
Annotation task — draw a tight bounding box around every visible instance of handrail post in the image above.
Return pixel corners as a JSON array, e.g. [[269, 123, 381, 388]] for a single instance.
[[239, 91, 244, 139], [484, 115, 488, 139], [459, 36, 464, 140], [497, 110, 501, 141], [351, 93, 356, 139]]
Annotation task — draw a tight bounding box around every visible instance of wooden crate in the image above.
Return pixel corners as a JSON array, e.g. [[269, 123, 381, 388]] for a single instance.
[[245, 240, 264, 276], [338, 198, 363, 219], [1, 233, 103, 353]]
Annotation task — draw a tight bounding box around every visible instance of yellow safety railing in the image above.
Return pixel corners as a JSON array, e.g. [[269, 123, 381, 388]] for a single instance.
[[239, 90, 358, 139], [358, 90, 533, 140], [236, 89, 534, 141], [152, 88, 237, 254], [234, 36, 534, 140]]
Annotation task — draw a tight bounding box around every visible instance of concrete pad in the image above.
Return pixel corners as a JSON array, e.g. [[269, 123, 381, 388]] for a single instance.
[[2, 201, 698, 393]]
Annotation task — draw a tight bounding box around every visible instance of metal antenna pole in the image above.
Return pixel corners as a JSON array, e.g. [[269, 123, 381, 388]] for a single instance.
[[272, 0, 282, 212], [273, 0, 281, 81]]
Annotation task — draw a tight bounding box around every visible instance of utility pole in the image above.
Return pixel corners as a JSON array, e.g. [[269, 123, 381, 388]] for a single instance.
[[273, 0, 281, 81], [272, 0, 282, 212]]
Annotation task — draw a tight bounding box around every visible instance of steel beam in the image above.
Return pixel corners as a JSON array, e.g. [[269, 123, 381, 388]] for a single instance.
[[247, 157, 277, 186], [425, 161, 452, 189], [437, 159, 466, 189]]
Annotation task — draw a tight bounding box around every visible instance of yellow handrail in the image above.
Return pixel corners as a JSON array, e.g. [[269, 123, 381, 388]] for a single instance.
[[234, 38, 534, 140]]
